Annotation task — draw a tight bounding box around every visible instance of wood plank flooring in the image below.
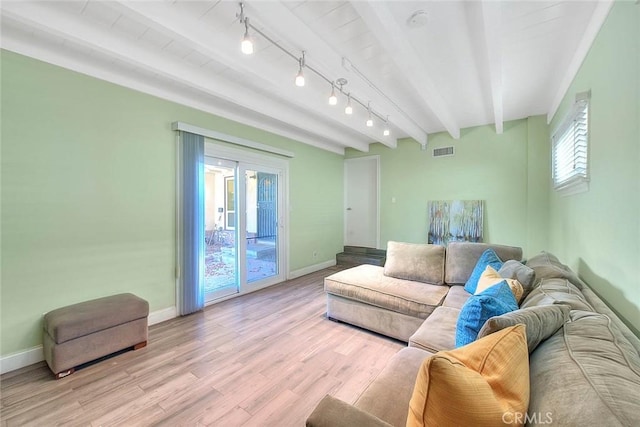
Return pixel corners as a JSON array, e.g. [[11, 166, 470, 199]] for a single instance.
[[1, 267, 404, 426]]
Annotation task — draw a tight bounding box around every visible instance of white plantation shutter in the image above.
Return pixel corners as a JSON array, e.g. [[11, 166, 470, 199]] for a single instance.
[[552, 92, 590, 191]]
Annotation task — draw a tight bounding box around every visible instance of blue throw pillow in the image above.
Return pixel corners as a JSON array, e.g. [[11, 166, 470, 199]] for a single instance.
[[464, 249, 503, 293], [455, 281, 519, 347]]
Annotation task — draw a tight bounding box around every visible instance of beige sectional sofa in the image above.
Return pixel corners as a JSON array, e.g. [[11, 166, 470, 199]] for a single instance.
[[309, 244, 640, 426]]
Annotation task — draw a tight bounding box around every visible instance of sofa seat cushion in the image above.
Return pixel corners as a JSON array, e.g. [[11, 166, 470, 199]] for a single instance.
[[43, 293, 149, 344], [409, 307, 459, 353], [442, 285, 471, 309], [528, 311, 640, 426], [355, 347, 432, 427], [445, 242, 523, 285], [325, 265, 448, 319], [383, 242, 445, 285], [407, 325, 529, 427], [520, 278, 593, 311]]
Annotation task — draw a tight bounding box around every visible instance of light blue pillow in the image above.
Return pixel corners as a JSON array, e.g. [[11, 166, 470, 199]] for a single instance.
[[455, 281, 519, 347], [464, 249, 503, 293]]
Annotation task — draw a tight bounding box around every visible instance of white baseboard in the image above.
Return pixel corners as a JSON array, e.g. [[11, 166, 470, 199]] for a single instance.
[[0, 346, 44, 375], [148, 306, 177, 326], [288, 259, 336, 280], [0, 306, 178, 375]]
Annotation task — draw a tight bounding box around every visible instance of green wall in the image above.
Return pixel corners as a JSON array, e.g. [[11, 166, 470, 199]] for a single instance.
[[345, 116, 549, 257], [548, 1, 639, 335], [0, 50, 344, 356]]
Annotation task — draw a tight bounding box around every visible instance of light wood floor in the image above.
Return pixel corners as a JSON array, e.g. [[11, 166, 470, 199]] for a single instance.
[[1, 267, 404, 426]]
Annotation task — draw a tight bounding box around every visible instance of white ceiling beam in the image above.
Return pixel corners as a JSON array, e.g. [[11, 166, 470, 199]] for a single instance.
[[1, 2, 367, 153], [547, 0, 614, 123], [479, 1, 504, 134], [246, 1, 430, 148], [351, 1, 461, 140], [107, 0, 375, 152]]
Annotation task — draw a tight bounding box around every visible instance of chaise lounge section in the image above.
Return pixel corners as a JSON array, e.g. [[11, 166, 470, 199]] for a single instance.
[[324, 241, 523, 341]]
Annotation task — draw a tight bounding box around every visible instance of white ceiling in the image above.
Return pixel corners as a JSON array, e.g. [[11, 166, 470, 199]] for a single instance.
[[0, 1, 613, 155]]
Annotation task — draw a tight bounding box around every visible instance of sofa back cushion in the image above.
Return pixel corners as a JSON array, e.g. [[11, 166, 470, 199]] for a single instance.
[[477, 304, 570, 353], [407, 324, 529, 427], [526, 251, 586, 289], [520, 278, 593, 312], [445, 242, 522, 285], [528, 311, 640, 426], [383, 242, 445, 285]]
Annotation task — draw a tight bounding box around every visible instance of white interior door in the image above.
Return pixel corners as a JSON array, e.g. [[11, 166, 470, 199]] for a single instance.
[[344, 156, 379, 248]]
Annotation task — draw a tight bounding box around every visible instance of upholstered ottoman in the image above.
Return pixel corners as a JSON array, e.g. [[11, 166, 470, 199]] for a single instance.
[[43, 293, 149, 379]]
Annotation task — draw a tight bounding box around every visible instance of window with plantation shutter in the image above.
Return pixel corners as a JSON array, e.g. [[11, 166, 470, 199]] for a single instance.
[[551, 91, 590, 193]]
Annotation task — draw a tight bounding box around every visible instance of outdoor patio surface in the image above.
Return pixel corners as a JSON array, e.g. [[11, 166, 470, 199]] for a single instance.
[[204, 239, 277, 294]]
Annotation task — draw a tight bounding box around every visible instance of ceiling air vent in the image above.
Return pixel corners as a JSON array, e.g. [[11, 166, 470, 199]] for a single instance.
[[433, 146, 455, 157]]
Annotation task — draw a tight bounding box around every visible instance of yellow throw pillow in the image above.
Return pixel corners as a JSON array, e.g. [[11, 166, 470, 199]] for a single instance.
[[476, 265, 524, 303], [407, 324, 530, 427]]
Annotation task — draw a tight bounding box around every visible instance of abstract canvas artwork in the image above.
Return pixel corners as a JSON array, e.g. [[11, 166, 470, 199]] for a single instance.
[[428, 200, 483, 245]]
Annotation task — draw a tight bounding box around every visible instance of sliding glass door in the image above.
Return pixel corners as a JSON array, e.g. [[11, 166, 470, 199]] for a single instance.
[[204, 156, 285, 303]]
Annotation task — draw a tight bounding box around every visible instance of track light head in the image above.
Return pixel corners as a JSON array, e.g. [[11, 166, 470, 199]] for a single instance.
[[345, 95, 353, 115], [328, 83, 338, 105], [241, 31, 254, 55], [295, 64, 305, 87], [366, 118, 373, 127], [295, 52, 306, 87], [366, 103, 373, 127], [383, 115, 390, 136]]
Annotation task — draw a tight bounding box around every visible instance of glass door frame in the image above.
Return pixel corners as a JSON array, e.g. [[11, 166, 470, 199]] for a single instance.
[[203, 140, 288, 303]]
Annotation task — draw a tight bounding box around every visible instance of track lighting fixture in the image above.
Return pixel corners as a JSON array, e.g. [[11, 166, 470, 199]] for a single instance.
[[237, 3, 397, 134], [295, 52, 306, 87], [345, 94, 353, 115], [328, 83, 338, 105]]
